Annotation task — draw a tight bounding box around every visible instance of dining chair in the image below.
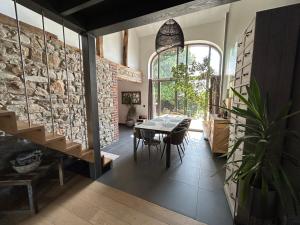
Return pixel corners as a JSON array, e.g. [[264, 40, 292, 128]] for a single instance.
[[133, 126, 142, 151], [177, 118, 191, 150], [140, 129, 161, 159], [161, 128, 187, 163]]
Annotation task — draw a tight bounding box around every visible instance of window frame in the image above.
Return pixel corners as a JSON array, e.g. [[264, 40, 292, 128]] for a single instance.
[[149, 42, 222, 117]]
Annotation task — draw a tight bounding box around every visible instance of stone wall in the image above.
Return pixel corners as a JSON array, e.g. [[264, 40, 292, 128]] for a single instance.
[[96, 58, 119, 146], [0, 13, 120, 148]]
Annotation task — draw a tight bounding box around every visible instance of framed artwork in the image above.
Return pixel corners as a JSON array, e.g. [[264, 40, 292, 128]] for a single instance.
[[122, 91, 141, 105]]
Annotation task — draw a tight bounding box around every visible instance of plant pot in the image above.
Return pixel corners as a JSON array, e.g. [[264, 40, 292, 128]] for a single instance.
[[126, 120, 135, 127], [247, 186, 277, 220]]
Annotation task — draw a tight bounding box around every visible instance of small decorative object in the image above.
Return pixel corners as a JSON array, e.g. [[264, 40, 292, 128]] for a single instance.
[[11, 150, 42, 174], [155, 19, 184, 53], [122, 91, 141, 105], [126, 120, 135, 127], [123, 94, 137, 127]]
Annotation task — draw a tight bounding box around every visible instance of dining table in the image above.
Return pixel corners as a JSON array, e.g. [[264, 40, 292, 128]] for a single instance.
[[133, 114, 187, 169]]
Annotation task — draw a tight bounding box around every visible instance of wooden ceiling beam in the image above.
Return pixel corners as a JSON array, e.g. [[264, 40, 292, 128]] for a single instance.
[[122, 30, 128, 67], [96, 36, 104, 58]]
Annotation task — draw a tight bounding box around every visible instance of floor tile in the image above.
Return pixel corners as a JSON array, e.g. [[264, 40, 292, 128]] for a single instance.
[[98, 125, 232, 224], [196, 188, 233, 225]]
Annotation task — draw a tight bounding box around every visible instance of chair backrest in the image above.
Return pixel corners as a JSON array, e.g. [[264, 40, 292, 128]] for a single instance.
[[134, 127, 142, 139], [179, 118, 191, 129], [140, 129, 156, 141], [170, 128, 187, 145]]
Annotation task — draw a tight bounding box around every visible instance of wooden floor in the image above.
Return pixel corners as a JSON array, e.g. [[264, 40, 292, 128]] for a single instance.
[[0, 175, 206, 225]]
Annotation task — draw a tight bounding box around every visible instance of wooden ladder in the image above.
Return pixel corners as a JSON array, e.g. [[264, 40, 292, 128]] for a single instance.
[[0, 110, 112, 167]]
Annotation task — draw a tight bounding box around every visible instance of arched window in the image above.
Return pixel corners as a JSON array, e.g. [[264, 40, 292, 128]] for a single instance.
[[149, 42, 222, 122]]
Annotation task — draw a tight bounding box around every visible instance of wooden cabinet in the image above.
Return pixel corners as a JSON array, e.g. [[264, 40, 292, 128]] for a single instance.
[[203, 114, 229, 154]]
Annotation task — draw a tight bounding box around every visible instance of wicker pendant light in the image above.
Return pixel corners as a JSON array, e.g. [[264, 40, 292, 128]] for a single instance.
[[155, 19, 184, 53]]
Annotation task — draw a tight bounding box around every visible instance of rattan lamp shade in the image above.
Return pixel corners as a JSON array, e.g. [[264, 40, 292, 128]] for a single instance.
[[155, 19, 184, 54]]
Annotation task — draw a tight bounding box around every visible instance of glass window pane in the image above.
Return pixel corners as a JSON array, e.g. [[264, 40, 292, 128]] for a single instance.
[[159, 48, 177, 79], [176, 91, 185, 115], [152, 56, 159, 79], [152, 81, 159, 117], [210, 48, 221, 75], [186, 79, 207, 118], [160, 81, 175, 115], [187, 45, 209, 76], [178, 46, 187, 65]]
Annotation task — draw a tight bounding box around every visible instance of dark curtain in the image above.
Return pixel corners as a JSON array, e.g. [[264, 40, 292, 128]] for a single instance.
[[148, 79, 153, 119], [210, 76, 221, 114]]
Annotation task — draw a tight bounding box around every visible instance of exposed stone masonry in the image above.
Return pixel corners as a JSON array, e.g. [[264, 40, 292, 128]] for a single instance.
[[0, 13, 125, 148]]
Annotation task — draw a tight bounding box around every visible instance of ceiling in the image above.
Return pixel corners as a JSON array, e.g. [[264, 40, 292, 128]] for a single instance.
[[134, 4, 230, 37], [16, 0, 238, 36]]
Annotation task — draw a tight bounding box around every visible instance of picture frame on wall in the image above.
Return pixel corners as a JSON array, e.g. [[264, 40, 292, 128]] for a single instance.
[[121, 91, 141, 105]]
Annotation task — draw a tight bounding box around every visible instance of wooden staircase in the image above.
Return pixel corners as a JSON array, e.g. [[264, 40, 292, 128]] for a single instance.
[[0, 110, 112, 167]]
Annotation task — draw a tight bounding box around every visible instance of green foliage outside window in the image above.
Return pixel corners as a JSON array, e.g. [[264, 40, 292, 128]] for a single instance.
[[172, 57, 215, 118]]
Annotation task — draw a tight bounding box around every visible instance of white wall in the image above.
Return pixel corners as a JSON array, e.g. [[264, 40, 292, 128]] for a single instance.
[[118, 80, 148, 124], [137, 20, 226, 117], [128, 29, 140, 70], [103, 29, 140, 70], [103, 32, 123, 65], [0, 0, 79, 48], [222, 0, 300, 98]]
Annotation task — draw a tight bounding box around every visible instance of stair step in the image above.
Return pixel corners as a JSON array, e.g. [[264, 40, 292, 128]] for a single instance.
[[0, 110, 14, 117], [16, 121, 44, 134], [0, 110, 17, 133], [65, 141, 81, 151], [80, 150, 94, 163], [45, 132, 65, 143], [0, 110, 113, 169], [80, 149, 113, 167], [63, 141, 82, 157]]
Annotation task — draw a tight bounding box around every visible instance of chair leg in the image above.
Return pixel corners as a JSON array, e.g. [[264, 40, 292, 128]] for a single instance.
[[136, 139, 140, 151], [182, 141, 185, 152], [161, 143, 166, 159], [184, 136, 188, 145], [179, 144, 185, 155], [155, 144, 159, 152], [148, 141, 151, 159], [176, 145, 182, 163]]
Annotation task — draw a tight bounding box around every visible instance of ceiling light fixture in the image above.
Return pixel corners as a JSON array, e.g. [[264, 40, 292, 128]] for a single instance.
[[155, 19, 184, 53]]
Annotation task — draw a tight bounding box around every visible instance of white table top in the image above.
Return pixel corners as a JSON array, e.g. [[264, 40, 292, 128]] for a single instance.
[[134, 115, 188, 133]]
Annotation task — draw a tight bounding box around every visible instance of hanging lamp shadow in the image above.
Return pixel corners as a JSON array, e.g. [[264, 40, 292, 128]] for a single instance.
[[155, 19, 184, 54]]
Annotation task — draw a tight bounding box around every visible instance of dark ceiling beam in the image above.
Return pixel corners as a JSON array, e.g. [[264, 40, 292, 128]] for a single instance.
[[15, 0, 239, 36], [60, 0, 105, 16], [16, 0, 86, 33], [88, 0, 238, 36]]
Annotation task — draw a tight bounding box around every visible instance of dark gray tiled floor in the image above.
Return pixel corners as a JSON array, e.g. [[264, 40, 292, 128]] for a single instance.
[[98, 125, 232, 225]]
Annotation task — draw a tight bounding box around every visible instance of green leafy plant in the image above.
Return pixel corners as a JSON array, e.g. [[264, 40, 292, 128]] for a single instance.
[[171, 57, 218, 117], [225, 79, 300, 214]]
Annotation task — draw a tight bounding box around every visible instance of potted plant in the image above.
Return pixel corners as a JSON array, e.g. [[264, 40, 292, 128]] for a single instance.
[[125, 95, 137, 127], [225, 79, 299, 223]]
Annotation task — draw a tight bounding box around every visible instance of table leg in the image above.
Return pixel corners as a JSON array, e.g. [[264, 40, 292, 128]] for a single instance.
[[58, 158, 64, 186], [133, 136, 137, 162], [166, 139, 171, 169], [27, 184, 38, 214]]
